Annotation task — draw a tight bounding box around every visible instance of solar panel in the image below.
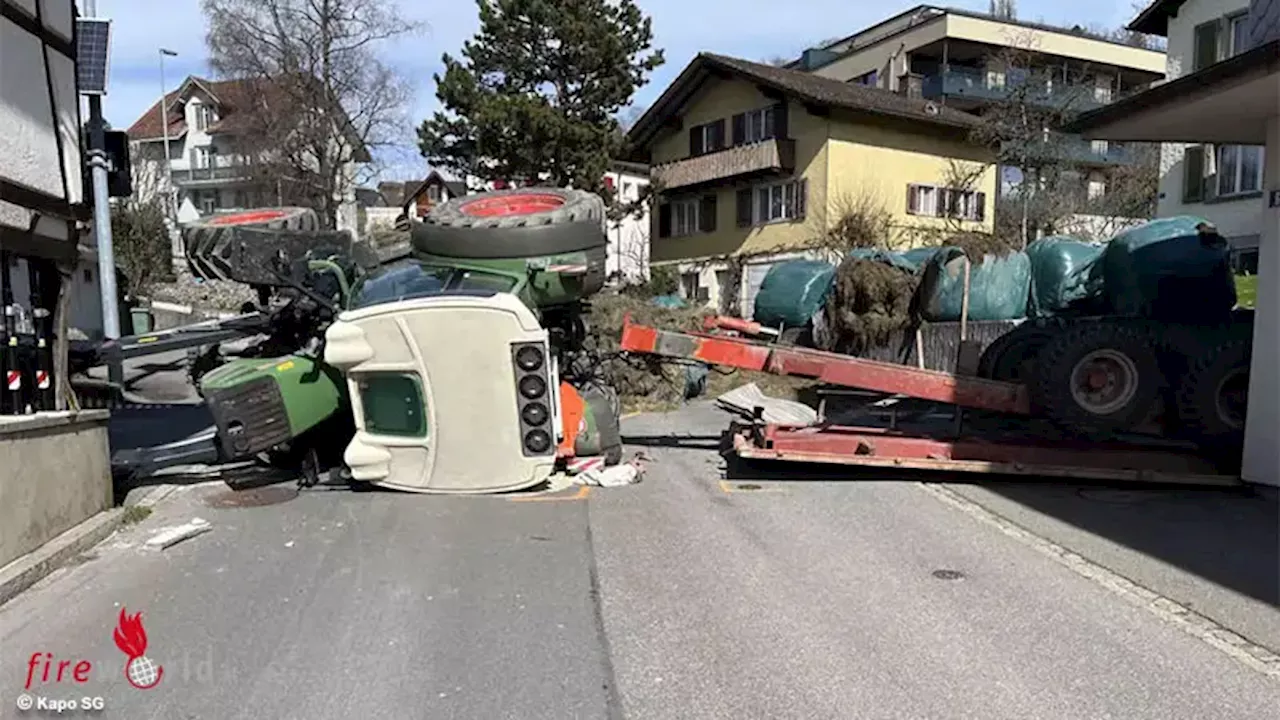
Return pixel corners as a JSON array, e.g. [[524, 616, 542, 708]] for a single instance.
[[76, 18, 112, 95]]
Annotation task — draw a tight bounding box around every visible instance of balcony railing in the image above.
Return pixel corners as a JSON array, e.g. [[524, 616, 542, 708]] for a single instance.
[[652, 138, 795, 191], [171, 164, 253, 185], [921, 66, 1115, 112], [1019, 137, 1134, 166]]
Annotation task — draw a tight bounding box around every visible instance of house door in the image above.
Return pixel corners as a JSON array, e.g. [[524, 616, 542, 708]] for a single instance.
[[742, 261, 775, 321]]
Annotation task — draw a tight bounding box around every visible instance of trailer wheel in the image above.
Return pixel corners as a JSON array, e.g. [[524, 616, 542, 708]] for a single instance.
[[183, 207, 319, 280], [977, 321, 1061, 383], [1031, 320, 1162, 433], [1175, 338, 1250, 446], [411, 188, 606, 259]]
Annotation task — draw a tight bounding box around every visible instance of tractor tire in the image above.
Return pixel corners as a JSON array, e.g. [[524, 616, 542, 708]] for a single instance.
[[411, 188, 606, 259], [1175, 338, 1251, 448], [1030, 319, 1163, 434], [977, 319, 1064, 383], [183, 207, 319, 280]]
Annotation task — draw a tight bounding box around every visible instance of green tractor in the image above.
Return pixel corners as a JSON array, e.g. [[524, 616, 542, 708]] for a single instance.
[[113, 188, 623, 492]]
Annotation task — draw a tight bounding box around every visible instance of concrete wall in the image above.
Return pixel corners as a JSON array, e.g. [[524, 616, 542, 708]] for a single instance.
[[0, 411, 112, 570]]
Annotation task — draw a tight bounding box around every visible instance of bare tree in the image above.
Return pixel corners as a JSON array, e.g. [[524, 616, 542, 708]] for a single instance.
[[201, 0, 423, 228], [988, 0, 1017, 19], [966, 43, 1103, 246]]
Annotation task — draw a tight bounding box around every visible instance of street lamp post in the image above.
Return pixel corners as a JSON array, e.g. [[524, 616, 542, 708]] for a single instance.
[[159, 48, 178, 223]]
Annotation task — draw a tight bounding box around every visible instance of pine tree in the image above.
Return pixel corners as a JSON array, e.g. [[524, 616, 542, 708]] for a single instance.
[[417, 0, 664, 195]]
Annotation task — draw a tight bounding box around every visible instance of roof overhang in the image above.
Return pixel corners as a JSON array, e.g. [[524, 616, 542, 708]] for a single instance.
[[1065, 41, 1279, 145], [1127, 0, 1184, 37]]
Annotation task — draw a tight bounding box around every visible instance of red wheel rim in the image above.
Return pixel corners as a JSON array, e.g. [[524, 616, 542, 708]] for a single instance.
[[459, 193, 564, 217], [209, 209, 289, 225]]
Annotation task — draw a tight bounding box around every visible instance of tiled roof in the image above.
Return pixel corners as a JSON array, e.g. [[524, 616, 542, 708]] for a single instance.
[[125, 76, 286, 139], [627, 52, 978, 152], [701, 54, 979, 129]]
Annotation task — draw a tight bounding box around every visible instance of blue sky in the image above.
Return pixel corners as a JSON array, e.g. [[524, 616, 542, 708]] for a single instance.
[[85, 0, 1145, 182]]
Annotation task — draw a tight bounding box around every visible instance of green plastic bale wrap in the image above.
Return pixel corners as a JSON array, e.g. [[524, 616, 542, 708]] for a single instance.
[[1092, 216, 1236, 321], [918, 247, 1032, 322], [848, 247, 940, 273], [1025, 236, 1105, 317], [753, 260, 836, 328]]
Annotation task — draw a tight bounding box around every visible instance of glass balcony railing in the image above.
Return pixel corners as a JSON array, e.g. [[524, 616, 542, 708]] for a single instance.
[[171, 164, 253, 185], [921, 66, 1113, 112]]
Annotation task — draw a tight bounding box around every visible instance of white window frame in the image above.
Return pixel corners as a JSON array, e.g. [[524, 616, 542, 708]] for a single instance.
[[694, 124, 719, 154], [671, 198, 699, 237], [199, 192, 217, 214], [426, 184, 441, 202], [193, 147, 211, 169], [1216, 145, 1265, 198], [1227, 13, 1249, 58], [743, 107, 775, 144], [750, 179, 803, 225], [907, 183, 984, 221]]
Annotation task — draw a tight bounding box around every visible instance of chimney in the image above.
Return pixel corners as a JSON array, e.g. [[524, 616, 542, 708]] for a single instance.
[[897, 73, 924, 99]]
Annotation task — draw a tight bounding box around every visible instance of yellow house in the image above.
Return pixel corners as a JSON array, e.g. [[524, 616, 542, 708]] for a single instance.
[[625, 53, 998, 310]]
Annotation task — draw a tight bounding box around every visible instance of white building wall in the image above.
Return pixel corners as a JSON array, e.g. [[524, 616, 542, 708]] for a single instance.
[[603, 169, 651, 284], [1155, 0, 1266, 250]]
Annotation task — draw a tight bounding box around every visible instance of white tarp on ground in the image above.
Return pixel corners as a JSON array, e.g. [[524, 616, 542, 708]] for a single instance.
[[715, 382, 818, 426]]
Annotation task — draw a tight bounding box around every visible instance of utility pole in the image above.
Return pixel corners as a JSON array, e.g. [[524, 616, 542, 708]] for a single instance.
[[159, 49, 178, 215], [82, 0, 123, 383]]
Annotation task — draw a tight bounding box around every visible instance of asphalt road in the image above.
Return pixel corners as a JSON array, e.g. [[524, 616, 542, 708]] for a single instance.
[[3, 402, 1279, 719]]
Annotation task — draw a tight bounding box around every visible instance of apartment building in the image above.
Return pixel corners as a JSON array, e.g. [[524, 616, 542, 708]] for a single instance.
[[790, 5, 1167, 199], [625, 53, 996, 313], [1130, 0, 1269, 269]]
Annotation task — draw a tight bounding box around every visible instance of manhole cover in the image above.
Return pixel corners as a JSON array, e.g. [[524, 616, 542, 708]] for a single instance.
[[204, 485, 299, 508], [1077, 489, 1152, 505], [736, 483, 763, 491], [932, 569, 966, 581]]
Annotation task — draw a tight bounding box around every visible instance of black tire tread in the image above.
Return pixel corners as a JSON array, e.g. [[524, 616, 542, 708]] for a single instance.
[[410, 187, 607, 259], [1030, 319, 1163, 433], [1174, 337, 1251, 446], [182, 207, 319, 281]]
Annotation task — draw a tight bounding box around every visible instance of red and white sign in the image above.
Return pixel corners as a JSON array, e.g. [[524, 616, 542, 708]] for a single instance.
[[6, 371, 20, 391], [36, 371, 49, 390]]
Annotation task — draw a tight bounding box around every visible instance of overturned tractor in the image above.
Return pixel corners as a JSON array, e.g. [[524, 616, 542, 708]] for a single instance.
[[112, 189, 625, 493]]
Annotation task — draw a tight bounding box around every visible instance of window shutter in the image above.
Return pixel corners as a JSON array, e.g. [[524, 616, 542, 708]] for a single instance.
[[975, 192, 986, 222], [710, 119, 726, 151], [772, 103, 788, 139], [1182, 146, 1205, 203], [689, 127, 704, 156], [907, 184, 919, 214], [795, 179, 807, 219], [736, 188, 753, 227], [658, 202, 672, 238], [699, 194, 718, 233], [732, 113, 746, 146]]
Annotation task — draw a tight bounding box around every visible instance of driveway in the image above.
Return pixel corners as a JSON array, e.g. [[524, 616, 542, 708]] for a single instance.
[[2, 402, 1278, 719]]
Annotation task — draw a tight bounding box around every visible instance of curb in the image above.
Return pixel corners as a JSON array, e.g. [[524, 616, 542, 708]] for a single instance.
[[917, 482, 1280, 681], [0, 484, 179, 608]]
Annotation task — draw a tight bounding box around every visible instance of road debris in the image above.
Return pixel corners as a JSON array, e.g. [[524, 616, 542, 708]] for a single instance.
[[144, 518, 212, 550]]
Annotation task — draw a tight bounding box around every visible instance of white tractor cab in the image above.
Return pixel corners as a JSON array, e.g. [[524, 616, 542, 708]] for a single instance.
[[323, 187, 623, 494]]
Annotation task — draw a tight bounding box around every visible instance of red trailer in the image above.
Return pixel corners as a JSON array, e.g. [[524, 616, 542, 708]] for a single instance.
[[619, 315, 1238, 487]]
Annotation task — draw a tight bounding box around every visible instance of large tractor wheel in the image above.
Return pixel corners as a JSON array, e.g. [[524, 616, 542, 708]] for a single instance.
[[977, 319, 1064, 383], [184, 207, 319, 280], [411, 188, 606, 259], [1175, 338, 1251, 447], [1030, 319, 1163, 433]]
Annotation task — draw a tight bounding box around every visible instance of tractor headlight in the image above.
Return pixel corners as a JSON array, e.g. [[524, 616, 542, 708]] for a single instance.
[[515, 345, 544, 372], [521, 402, 549, 426], [519, 374, 547, 400], [523, 429, 552, 454]]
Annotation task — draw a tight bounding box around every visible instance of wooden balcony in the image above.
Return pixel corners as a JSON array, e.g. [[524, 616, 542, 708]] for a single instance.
[[653, 138, 796, 191]]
